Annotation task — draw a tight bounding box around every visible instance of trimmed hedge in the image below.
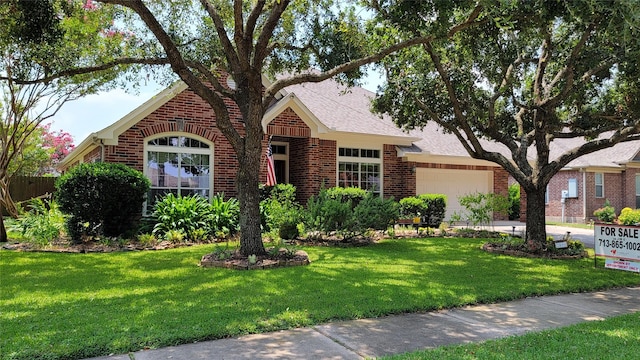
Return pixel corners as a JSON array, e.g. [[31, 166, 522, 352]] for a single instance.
[[399, 194, 447, 227], [56, 163, 150, 242]]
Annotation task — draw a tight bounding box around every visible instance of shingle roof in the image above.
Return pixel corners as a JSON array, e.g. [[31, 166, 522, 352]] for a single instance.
[[285, 77, 640, 168], [283, 80, 412, 138]]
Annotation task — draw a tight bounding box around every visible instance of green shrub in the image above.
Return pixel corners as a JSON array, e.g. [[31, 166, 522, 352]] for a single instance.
[[508, 183, 520, 220], [399, 194, 447, 227], [260, 184, 302, 239], [458, 192, 509, 226], [304, 187, 398, 239], [56, 163, 150, 242], [417, 194, 447, 227], [353, 195, 399, 231], [618, 207, 640, 225], [399, 196, 425, 218], [152, 193, 212, 241], [15, 199, 65, 247], [325, 186, 368, 207], [593, 199, 616, 223], [209, 194, 239, 238], [305, 188, 352, 236]]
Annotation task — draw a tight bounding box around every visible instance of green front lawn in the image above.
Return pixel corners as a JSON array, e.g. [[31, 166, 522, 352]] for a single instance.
[[382, 312, 640, 359], [2, 238, 639, 360]]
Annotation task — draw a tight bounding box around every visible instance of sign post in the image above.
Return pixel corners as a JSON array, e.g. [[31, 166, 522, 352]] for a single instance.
[[594, 224, 640, 273]]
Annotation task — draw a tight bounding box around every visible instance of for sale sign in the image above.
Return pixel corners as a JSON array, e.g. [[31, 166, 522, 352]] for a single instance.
[[595, 224, 640, 261]]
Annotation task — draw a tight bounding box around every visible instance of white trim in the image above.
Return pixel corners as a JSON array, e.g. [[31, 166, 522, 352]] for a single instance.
[[271, 141, 289, 183], [336, 144, 383, 196], [143, 132, 214, 212], [595, 172, 604, 198]]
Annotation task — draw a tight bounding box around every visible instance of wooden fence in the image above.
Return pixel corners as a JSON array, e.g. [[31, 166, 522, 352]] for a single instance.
[[8, 176, 56, 207]]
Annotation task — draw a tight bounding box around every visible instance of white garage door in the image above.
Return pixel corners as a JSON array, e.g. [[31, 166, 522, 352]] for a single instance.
[[416, 168, 493, 220]]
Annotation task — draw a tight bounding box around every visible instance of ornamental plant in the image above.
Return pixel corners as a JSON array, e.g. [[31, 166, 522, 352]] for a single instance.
[[593, 200, 616, 223], [618, 207, 640, 226], [152, 193, 212, 241], [56, 162, 150, 242]]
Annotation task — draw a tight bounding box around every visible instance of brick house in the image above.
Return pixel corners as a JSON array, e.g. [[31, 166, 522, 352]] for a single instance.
[[59, 75, 511, 220], [538, 141, 640, 223], [60, 75, 640, 223]]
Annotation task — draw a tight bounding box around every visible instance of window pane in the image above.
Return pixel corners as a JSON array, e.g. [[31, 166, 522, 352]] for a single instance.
[[595, 173, 604, 197], [360, 163, 380, 194], [338, 162, 359, 187]]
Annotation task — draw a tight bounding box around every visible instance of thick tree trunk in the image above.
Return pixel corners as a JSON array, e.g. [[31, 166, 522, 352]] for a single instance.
[[235, 95, 267, 257], [524, 186, 547, 250], [0, 206, 6, 243], [236, 161, 266, 256]]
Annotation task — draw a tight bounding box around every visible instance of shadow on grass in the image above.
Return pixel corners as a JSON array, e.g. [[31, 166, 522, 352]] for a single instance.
[[1, 238, 638, 360]]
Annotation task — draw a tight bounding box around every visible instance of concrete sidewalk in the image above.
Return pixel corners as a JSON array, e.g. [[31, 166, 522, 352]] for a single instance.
[[89, 286, 639, 360]]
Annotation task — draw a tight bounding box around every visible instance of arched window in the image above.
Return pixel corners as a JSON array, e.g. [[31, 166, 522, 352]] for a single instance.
[[144, 134, 212, 211]]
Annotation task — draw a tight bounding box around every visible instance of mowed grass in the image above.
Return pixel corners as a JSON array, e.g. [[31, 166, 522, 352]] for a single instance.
[[382, 312, 640, 359], [1, 237, 639, 360]]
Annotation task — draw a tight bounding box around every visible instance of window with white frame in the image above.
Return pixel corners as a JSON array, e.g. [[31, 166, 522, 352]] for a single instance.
[[545, 184, 549, 204], [145, 134, 212, 211], [595, 172, 604, 198], [337, 147, 381, 196]]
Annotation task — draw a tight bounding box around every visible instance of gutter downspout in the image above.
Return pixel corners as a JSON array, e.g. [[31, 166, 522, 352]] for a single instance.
[[100, 140, 105, 162]]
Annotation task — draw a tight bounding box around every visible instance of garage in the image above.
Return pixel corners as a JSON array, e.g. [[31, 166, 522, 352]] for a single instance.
[[415, 168, 493, 221]]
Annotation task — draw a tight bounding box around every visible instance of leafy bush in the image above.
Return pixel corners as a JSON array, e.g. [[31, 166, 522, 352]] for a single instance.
[[305, 188, 352, 236], [458, 192, 509, 226], [15, 199, 65, 247], [618, 207, 640, 225], [593, 199, 616, 223], [399, 194, 447, 227], [324, 186, 368, 207], [417, 194, 447, 227], [260, 184, 302, 239], [304, 187, 398, 239], [152, 193, 212, 241], [353, 195, 399, 231], [209, 194, 239, 238], [508, 183, 520, 220], [56, 163, 150, 242], [399, 196, 425, 218]]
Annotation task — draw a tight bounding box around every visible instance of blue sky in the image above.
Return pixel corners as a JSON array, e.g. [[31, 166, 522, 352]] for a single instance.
[[52, 72, 384, 145]]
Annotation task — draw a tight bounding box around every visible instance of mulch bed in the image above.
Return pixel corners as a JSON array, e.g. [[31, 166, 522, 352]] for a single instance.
[[199, 249, 310, 270], [481, 243, 589, 259]]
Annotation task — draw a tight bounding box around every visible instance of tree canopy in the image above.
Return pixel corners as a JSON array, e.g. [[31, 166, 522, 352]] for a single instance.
[[0, 0, 129, 241], [372, 0, 640, 244], [35, 0, 472, 256]]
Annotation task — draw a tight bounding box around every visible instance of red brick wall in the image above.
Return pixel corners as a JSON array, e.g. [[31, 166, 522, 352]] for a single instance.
[[492, 168, 510, 220], [585, 171, 624, 222], [288, 137, 333, 203], [267, 108, 311, 138], [383, 144, 413, 201], [100, 87, 245, 198], [623, 168, 639, 210], [519, 168, 636, 223], [84, 147, 101, 163]]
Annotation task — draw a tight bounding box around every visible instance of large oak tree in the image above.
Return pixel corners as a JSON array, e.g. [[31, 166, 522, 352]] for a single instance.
[[53, 0, 481, 256], [372, 0, 640, 247]]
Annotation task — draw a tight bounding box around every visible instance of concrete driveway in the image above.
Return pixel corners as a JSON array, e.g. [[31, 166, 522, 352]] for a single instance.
[[467, 221, 596, 248]]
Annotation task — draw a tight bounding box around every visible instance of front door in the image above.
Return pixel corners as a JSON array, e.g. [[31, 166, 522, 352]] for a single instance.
[[271, 142, 288, 184]]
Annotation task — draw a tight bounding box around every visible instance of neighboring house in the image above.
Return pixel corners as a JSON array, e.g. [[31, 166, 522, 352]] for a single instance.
[[538, 141, 640, 223], [59, 74, 510, 220]]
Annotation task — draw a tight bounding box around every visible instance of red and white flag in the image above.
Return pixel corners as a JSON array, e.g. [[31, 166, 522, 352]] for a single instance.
[[266, 138, 277, 186]]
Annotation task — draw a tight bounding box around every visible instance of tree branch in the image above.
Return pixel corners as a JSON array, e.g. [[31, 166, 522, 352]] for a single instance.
[[0, 57, 170, 85]]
